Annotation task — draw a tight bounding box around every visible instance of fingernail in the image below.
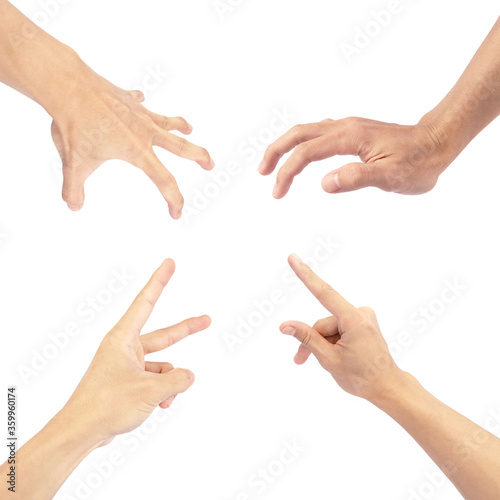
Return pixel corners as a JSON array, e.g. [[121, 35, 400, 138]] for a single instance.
[[272, 185, 279, 198], [186, 369, 195, 384], [257, 161, 264, 173], [290, 253, 303, 264], [187, 124, 193, 133], [173, 210, 182, 220], [209, 158, 215, 169], [67, 203, 81, 211], [282, 326, 296, 336], [323, 172, 341, 193]]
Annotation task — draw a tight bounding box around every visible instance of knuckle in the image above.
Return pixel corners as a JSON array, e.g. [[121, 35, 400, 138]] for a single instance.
[[358, 315, 375, 331], [159, 115, 170, 129], [358, 306, 375, 317], [341, 116, 362, 130], [177, 137, 188, 155], [290, 123, 304, 137], [138, 290, 155, 308], [176, 194, 185, 210], [161, 172, 177, 189], [263, 144, 276, 161], [199, 147, 210, 163], [177, 370, 192, 387], [276, 167, 292, 186], [300, 330, 312, 347]]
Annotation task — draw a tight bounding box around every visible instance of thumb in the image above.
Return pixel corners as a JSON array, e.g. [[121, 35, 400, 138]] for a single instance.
[[62, 166, 86, 211], [322, 162, 376, 193], [150, 368, 195, 405], [281, 321, 334, 367]]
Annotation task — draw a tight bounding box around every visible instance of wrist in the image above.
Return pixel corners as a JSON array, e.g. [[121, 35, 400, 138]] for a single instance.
[[367, 369, 422, 412], [31, 42, 88, 120], [52, 405, 106, 453], [418, 106, 471, 165], [7, 25, 88, 120], [12, 404, 104, 498]]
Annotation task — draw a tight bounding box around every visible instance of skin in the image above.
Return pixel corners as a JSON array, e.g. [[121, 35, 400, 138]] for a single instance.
[[281, 254, 500, 500], [0, 259, 211, 499], [259, 17, 500, 199], [0, 0, 214, 218]]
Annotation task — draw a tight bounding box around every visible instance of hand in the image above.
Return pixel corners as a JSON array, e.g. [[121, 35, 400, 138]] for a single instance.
[[280, 254, 401, 403], [258, 117, 455, 198], [62, 259, 210, 446], [50, 57, 214, 217]]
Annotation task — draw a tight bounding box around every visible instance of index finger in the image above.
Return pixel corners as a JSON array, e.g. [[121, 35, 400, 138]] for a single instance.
[[258, 122, 326, 175], [116, 259, 175, 337], [288, 253, 356, 320]]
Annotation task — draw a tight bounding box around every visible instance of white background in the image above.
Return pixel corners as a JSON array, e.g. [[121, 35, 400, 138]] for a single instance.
[[1, 0, 500, 499]]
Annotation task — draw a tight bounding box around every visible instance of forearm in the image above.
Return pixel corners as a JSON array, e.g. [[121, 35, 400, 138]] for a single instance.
[[371, 372, 500, 500], [0, 407, 100, 499], [0, 0, 83, 118], [420, 17, 500, 159]]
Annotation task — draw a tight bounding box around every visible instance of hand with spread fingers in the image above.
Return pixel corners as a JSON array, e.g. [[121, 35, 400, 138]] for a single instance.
[[259, 17, 500, 200], [65, 258, 210, 439], [50, 72, 214, 217], [0, 259, 211, 499], [281, 254, 500, 500], [0, 0, 214, 218]]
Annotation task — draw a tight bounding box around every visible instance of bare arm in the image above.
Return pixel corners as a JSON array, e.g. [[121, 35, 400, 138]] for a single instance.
[[259, 18, 500, 198], [374, 373, 500, 500], [282, 254, 500, 499], [0, 0, 214, 216], [0, 260, 210, 498]]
